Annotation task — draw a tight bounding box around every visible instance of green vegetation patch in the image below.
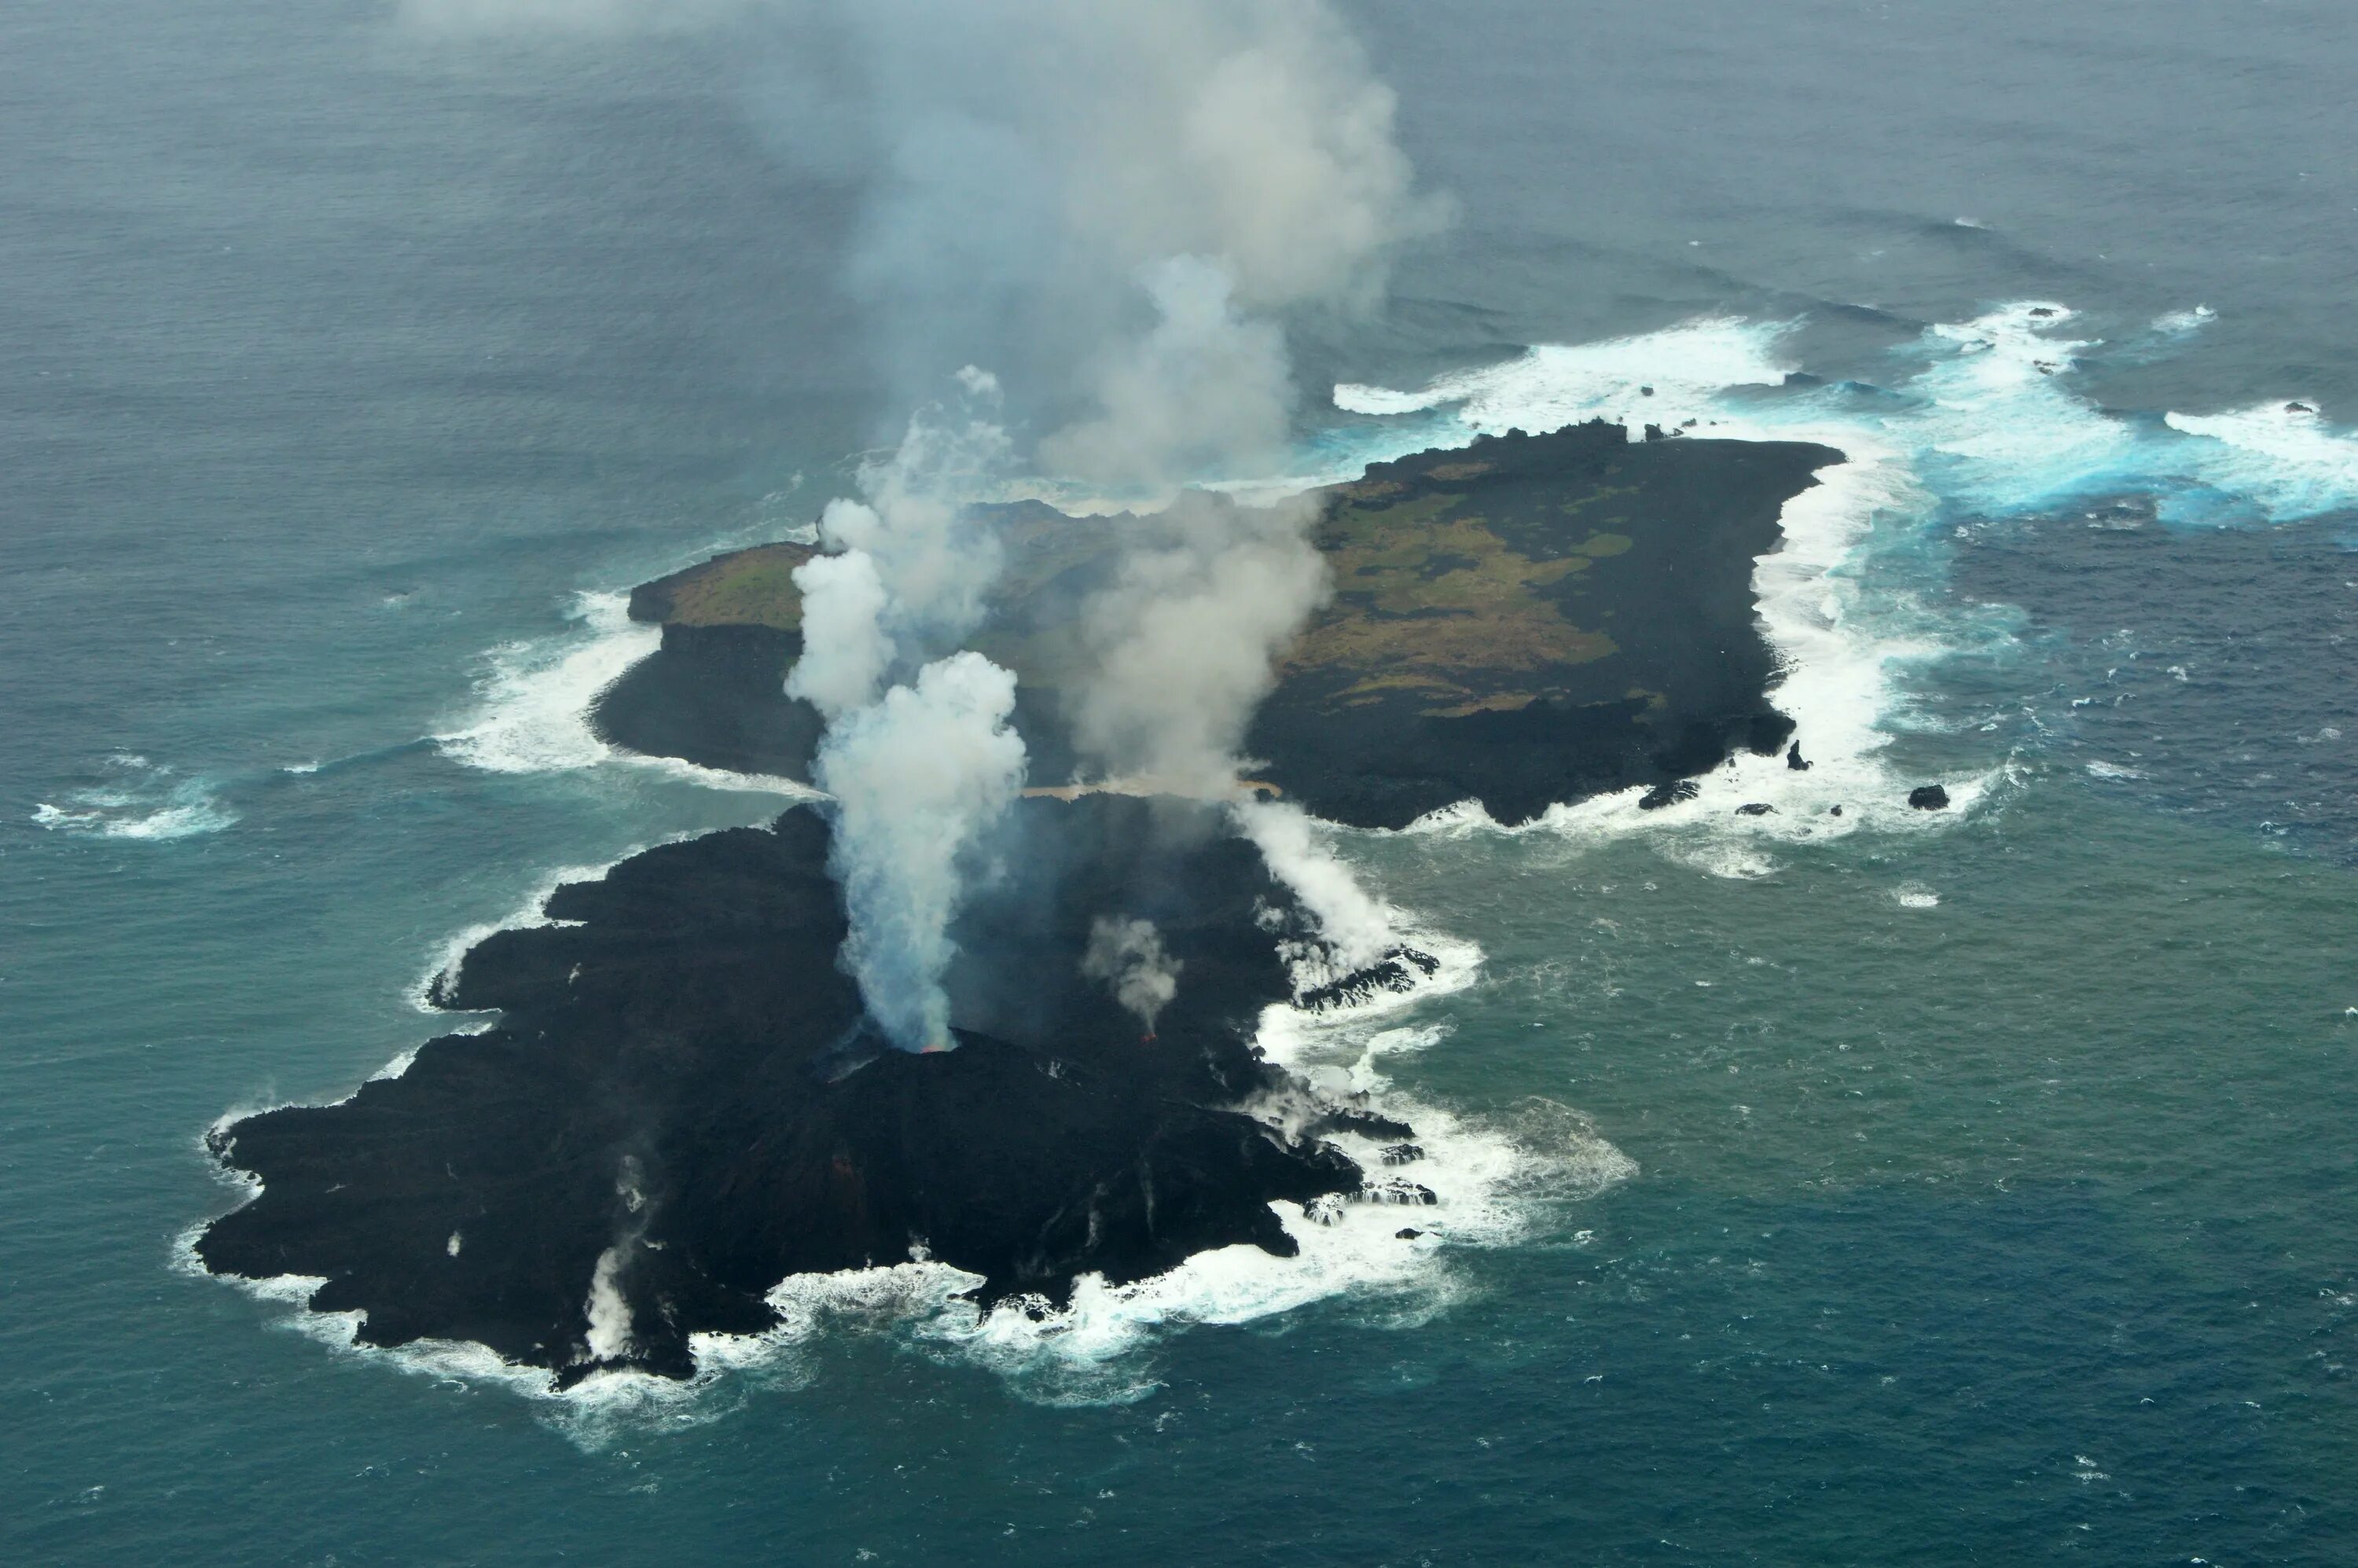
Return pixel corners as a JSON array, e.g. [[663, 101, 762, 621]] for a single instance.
[[1294, 482, 1620, 711], [645, 542, 816, 632]]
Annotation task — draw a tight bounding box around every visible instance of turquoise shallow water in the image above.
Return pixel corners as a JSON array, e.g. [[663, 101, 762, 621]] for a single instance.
[[9, 2, 2358, 1563]]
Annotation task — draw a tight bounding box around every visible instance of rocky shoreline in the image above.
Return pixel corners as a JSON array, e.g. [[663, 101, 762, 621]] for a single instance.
[[197, 797, 1437, 1386]]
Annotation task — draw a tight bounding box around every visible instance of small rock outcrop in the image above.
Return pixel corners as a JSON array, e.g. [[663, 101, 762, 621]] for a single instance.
[[1639, 779, 1701, 810]]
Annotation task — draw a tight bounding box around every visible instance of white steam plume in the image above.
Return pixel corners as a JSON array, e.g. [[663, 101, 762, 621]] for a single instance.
[[403, 0, 1436, 996], [399, 1, 1445, 452], [582, 1155, 650, 1364], [816, 387, 1008, 649], [1233, 798, 1393, 972], [784, 549, 891, 719], [1069, 490, 1329, 797], [785, 380, 1026, 1053], [814, 652, 1026, 1052], [788, 386, 1008, 720], [1082, 916, 1182, 1037], [583, 1244, 634, 1361], [1065, 488, 1400, 969], [1039, 255, 1295, 496]]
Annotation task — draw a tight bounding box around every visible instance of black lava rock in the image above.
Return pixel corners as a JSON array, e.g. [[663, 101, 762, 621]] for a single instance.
[[1295, 947, 1440, 1012], [1735, 802, 1775, 817], [1639, 779, 1700, 810], [197, 797, 1405, 1386], [1908, 784, 1952, 810], [1786, 741, 1810, 771]]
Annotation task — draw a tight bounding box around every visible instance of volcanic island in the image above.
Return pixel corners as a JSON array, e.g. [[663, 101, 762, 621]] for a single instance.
[[196, 420, 1842, 1384]]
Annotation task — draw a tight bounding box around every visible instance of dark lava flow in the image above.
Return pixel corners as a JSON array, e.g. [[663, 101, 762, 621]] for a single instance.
[[197, 798, 1428, 1386]]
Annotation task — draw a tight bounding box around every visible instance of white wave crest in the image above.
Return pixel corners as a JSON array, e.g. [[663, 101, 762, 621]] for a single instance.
[[33, 755, 237, 841], [434, 589, 824, 799], [433, 591, 659, 773], [2164, 401, 2358, 521], [1904, 303, 2141, 508], [1336, 314, 1794, 443], [410, 854, 625, 1015]]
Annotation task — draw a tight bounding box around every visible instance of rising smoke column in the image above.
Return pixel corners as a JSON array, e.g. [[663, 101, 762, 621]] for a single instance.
[[776, 0, 1442, 982], [788, 385, 1028, 1052], [814, 652, 1026, 1051], [402, 0, 1442, 997], [1082, 916, 1182, 1037]]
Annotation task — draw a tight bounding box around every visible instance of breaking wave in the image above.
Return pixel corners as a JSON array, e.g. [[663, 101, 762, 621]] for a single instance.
[[33, 754, 238, 841], [432, 590, 821, 799], [2165, 400, 2358, 522]]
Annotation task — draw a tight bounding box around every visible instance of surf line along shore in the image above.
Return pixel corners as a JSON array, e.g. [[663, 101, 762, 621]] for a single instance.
[[195, 420, 1838, 1385]]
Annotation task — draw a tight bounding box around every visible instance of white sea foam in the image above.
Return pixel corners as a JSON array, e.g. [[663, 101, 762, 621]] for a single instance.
[[2164, 401, 2358, 521], [619, 909, 1539, 1408], [1335, 315, 1795, 447], [32, 755, 238, 840], [1340, 314, 2011, 863], [2152, 304, 2217, 336], [190, 968, 1633, 1423], [1902, 303, 2141, 509], [172, 1212, 748, 1447], [434, 591, 658, 773], [872, 987, 1629, 1406], [411, 855, 621, 1014], [433, 589, 823, 800]]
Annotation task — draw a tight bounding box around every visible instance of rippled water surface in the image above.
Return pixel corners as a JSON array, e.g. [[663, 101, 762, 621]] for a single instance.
[[7, 2, 2357, 1562]]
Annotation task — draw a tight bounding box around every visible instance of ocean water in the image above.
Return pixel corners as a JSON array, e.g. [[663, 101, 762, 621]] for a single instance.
[[9, 2, 2358, 1562]]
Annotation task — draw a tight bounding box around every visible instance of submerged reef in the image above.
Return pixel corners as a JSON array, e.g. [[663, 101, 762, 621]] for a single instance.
[[197, 798, 1427, 1386], [597, 420, 1842, 826]]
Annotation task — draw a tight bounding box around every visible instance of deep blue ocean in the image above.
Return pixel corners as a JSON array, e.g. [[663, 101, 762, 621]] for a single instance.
[[9, 2, 2358, 1562]]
